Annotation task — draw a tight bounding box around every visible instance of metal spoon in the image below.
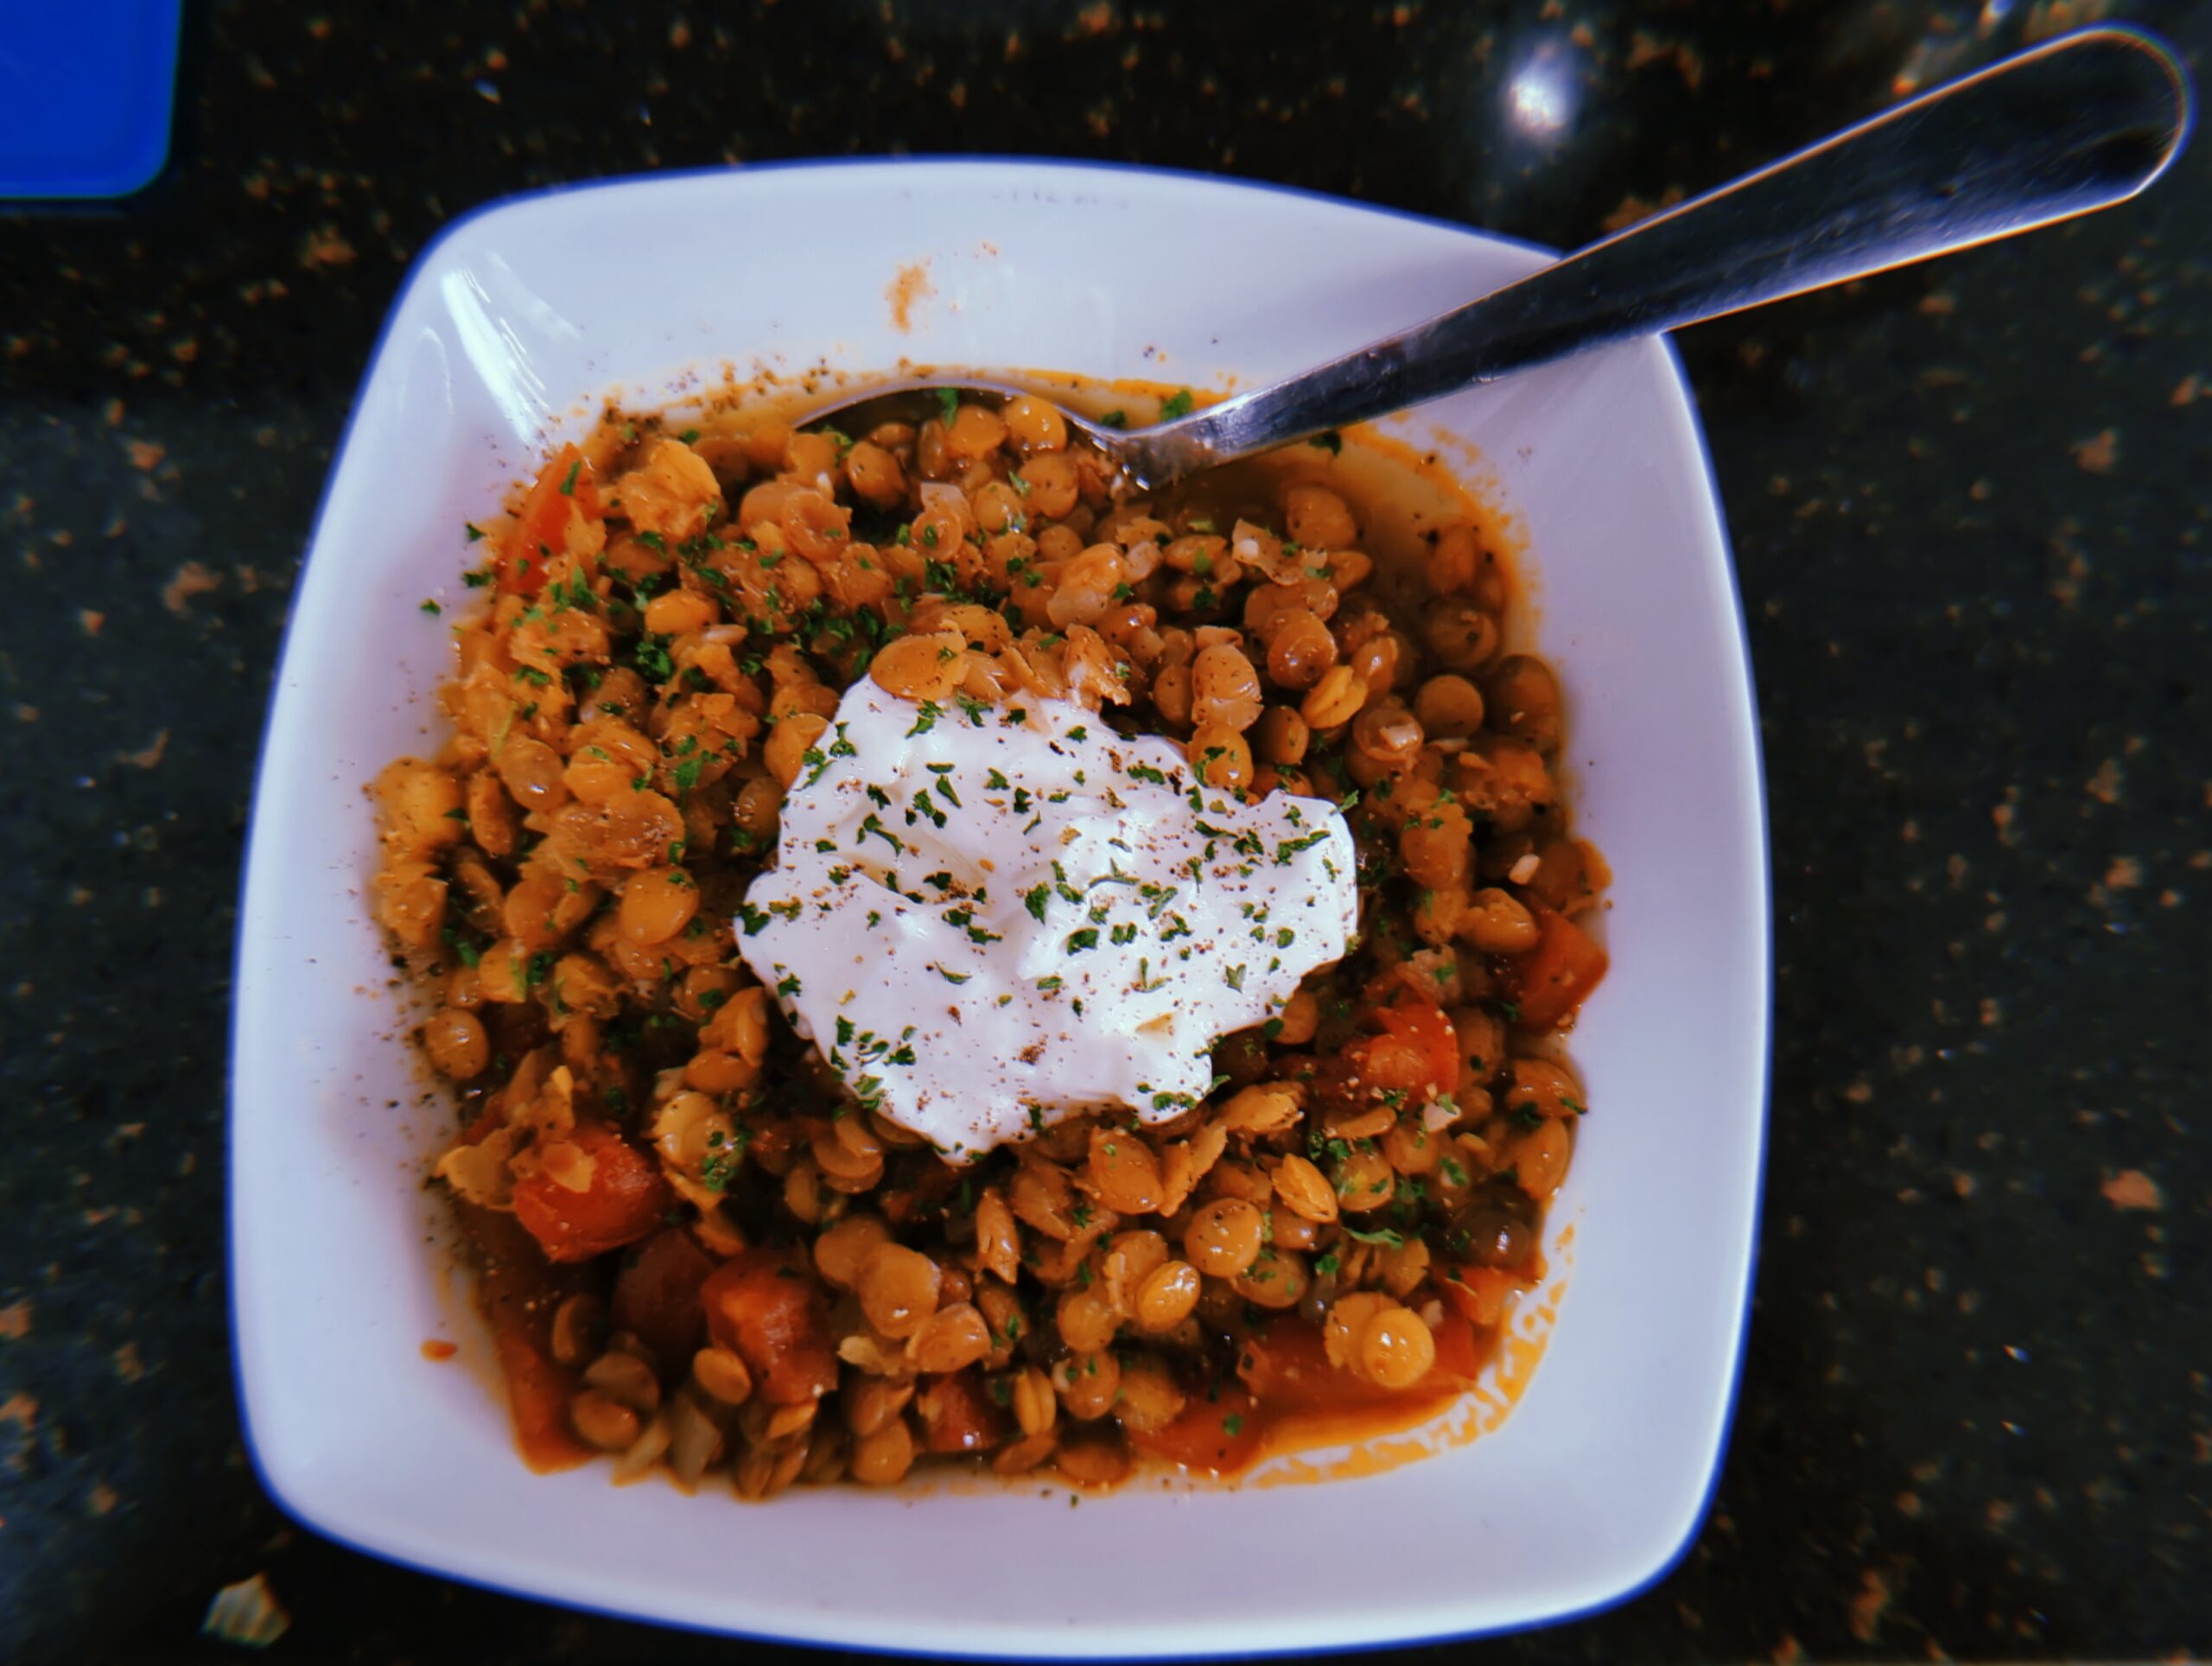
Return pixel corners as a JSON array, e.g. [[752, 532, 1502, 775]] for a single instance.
[[804, 25, 2190, 488]]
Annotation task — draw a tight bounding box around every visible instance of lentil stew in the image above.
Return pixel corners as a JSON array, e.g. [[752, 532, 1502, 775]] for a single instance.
[[371, 381, 1608, 1497]]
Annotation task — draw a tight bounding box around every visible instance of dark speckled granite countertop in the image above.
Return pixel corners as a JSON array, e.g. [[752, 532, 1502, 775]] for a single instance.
[[1, 2, 2206, 1661]]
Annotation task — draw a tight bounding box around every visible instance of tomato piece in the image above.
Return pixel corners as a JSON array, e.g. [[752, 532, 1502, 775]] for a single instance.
[[1239, 1313, 1481, 1419], [452, 1202, 594, 1471], [700, 1247, 839, 1406], [1128, 1383, 1262, 1476], [499, 442, 603, 595], [511, 1122, 671, 1264], [915, 1369, 1011, 1454], [1497, 906, 1608, 1031], [1324, 995, 1459, 1105], [1237, 1320, 1382, 1417], [611, 1226, 715, 1368]]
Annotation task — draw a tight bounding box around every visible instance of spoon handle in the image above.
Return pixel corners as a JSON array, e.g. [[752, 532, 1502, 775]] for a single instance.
[[1135, 26, 2191, 483]]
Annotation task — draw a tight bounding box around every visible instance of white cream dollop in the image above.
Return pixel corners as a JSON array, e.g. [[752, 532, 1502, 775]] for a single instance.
[[735, 679, 1357, 1160]]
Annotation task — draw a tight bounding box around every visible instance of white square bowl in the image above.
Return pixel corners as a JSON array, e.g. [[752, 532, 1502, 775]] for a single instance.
[[231, 159, 1769, 1656]]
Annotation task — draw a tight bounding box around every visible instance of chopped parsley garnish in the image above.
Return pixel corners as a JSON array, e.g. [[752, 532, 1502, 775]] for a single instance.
[[1160, 388, 1195, 420], [1343, 1224, 1405, 1248]]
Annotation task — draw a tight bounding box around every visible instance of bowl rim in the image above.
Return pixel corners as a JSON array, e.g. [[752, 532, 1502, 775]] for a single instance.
[[227, 153, 1771, 1656]]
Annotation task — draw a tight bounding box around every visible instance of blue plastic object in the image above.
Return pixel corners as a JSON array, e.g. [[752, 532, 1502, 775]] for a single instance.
[[0, 0, 184, 199]]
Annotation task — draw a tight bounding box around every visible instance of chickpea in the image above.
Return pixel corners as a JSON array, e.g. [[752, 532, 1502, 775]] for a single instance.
[[1423, 605, 1500, 673], [1282, 483, 1358, 549], [550, 1294, 607, 1367], [1380, 1113, 1444, 1173], [1055, 1285, 1121, 1354], [1183, 1198, 1265, 1278], [1253, 705, 1309, 766], [1503, 1056, 1585, 1121], [1055, 1427, 1133, 1487], [1400, 804, 1473, 892], [783, 429, 841, 483], [1219, 1082, 1302, 1137], [1272, 1153, 1340, 1224], [1008, 1159, 1083, 1241], [1047, 545, 1126, 629], [1357, 1304, 1437, 1389], [1004, 395, 1068, 452], [870, 630, 969, 703], [1187, 725, 1254, 791], [1011, 1365, 1058, 1438], [1459, 887, 1540, 953], [763, 710, 829, 787], [570, 1390, 641, 1452], [474, 938, 529, 1003], [1300, 665, 1369, 729], [1351, 704, 1424, 773], [1348, 629, 1406, 695], [1511, 1117, 1573, 1200], [423, 1007, 489, 1078], [849, 1417, 917, 1486], [1034, 521, 1084, 565], [1484, 655, 1564, 753], [975, 1187, 1021, 1284], [970, 480, 1026, 536], [912, 1303, 994, 1375], [1326, 549, 1374, 592], [550, 953, 620, 1021], [1133, 1261, 1203, 1332], [842, 1376, 915, 1438], [1084, 1129, 1162, 1215], [1427, 523, 1479, 595], [1265, 609, 1338, 691], [1114, 1355, 1186, 1434], [1151, 663, 1194, 728], [1413, 674, 1485, 740], [617, 867, 699, 945], [944, 403, 1009, 461], [856, 1243, 941, 1339], [644, 588, 718, 637], [813, 1115, 886, 1186], [813, 1212, 893, 1290], [732, 775, 782, 848], [1191, 643, 1263, 731], [1273, 988, 1319, 1046], [1053, 1350, 1121, 1421], [1333, 1146, 1396, 1212], [495, 734, 569, 813], [692, 1346, 754, 1406], [1018, 452, 1080, 518], [844, 440, 905, 510], [501, 868, 595, 953], [1231, 1247, 1309, 1310]]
